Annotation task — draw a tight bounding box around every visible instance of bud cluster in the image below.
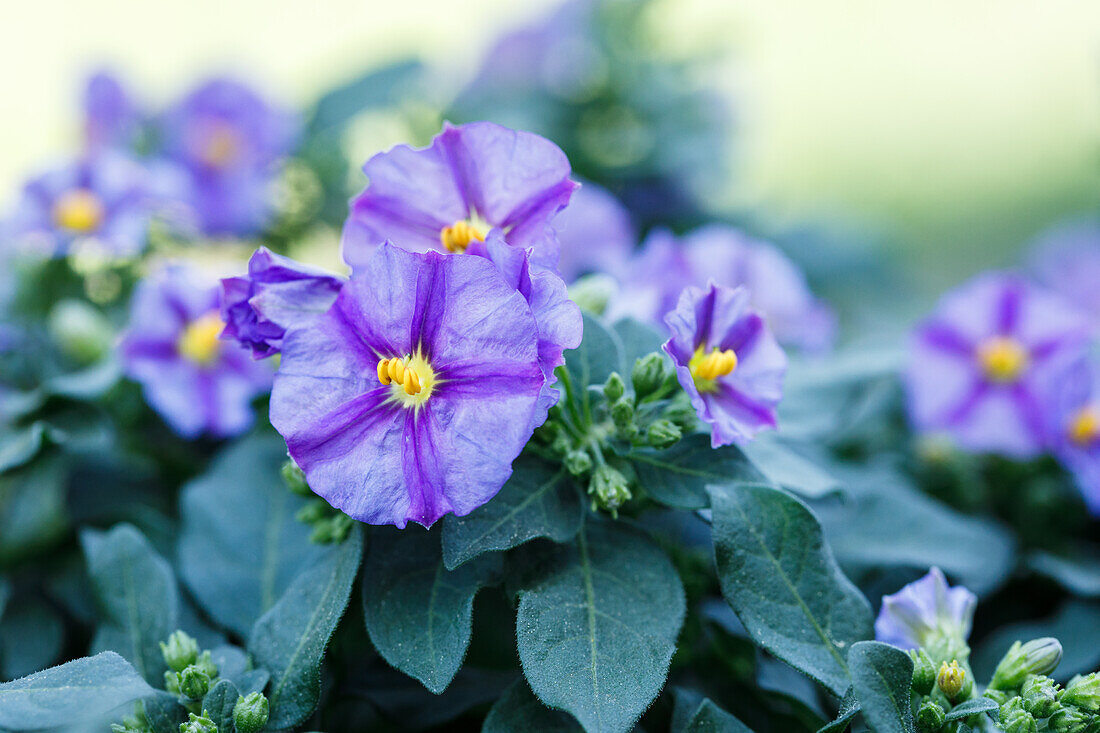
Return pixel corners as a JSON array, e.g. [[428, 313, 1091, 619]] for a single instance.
[[283, 457, 354, 544]]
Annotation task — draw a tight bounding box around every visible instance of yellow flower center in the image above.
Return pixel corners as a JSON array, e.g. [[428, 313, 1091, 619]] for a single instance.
[[976, 336, 1028, 383], [177, 312, 225, 366], [377, 349, 436, 408], [439, 220, 486, 254], [1069, 406, 1100, 447], [689, 346, 738, 392], [198, 123, 241, 168], [52, 189, 105, 234]]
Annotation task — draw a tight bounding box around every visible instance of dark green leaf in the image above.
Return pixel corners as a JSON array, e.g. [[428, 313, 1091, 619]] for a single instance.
[[562, 313, 623, 425], [82, 524, 178, 684], [202, 678, 242, 732], [363, 526, 500, 693], [0, 578, 8, 621], [848, 641, 914, 733], [972, 601, 1100, 681], [0, 596, 64, 680], [141, 691, 186, 733], [0, 422, 48, 474], [308, 60, 425, 133], [671, 689, 753, 732], [178, 432, 327, 637], [0, 459, 67, 563], [483, 678, 582, 732], [739, 436, 840, 499], [816, 687, 860, 733], [612, 318, 664, 371], [631, 435, 756, 508], [442, 457, 582, 569], [1028, 550, 1100, 598], [944, 697, 998, 722], [516, 522, 685, 733], [0, 652, 154, 730], [709, 483, 873, 697], [249, 526, 362, 730]]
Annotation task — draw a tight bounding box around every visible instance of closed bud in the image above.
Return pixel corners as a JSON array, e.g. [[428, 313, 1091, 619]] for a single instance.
[[550, 432, 572, 456], [611, 397, 635, 430], [631, 353, 666, 399], [281, 458, 312, 496], [179, 711, 218, 733], [909, 648, 936, 695], [603, 372, 626, 404], [193, 650, 217, 679], [564, 449, 593, 477], [664, 399, 698, 431], [589, 464, 632, 515], [937, 659, 966, 700], [985, 688, 1013, 706], [915, 699, 946, 732], [296, 499, 329, 524], [568, 273, 617, 315], [160, 630, 198, 673], [1049, 706, 1092, 733], [176, 665, 210, 700], [163, 669, 181, 696], [992, 638, 1064, 691], [1022, 674, 1061, 718], [233, 691, 270, 733], [1000, 697, 1038, 733], [48, 299, 113, 364], [646, 419, 682, 449], [1062, 672, 1100, 712]]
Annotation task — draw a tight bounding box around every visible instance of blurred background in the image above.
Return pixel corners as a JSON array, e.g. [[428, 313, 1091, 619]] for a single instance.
[[4, 0, 1099, 288]]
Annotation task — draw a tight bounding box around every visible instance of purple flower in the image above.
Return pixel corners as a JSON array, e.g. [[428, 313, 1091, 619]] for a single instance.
[[1044, 357, 1100, 514], [220, 247, 344, 359], [269, 243, 547, 528], [341, 121, 578, 272], [7, 151, 185, 258], [553, 181, 634, 283], [119, 265, 271, 438], [160, 78, 299, 236], [610, 225, 836, 352], [663, 282, 787, 447], [905, 272, 1090, 458], [875, 567, 977, 652], [83, 70, 141, 151], [1027, 219, 1100, 325]]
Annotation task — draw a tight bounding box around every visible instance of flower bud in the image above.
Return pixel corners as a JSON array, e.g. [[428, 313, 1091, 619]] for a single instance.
[[937, 659, 966, 700], [1021, 674, 1061, 718], [991, 638, 1064, 691], [603, 372, 626, 404], [631, 353, 666, 399], [915, 699, 946, 733], [646, 419, 682, 449], [564, 449, 593, 477], [177, 664, 211, 700], [233, 691, 270, 733], [589, 464, 631, 515], [48, 299, 113, 364], [664, 399, 698, 431], [193, 650, 218, 679], [163, 669, 181, 696], [296, 499, 329, 524], [281, 458, 312, 496], [985, 688, 1013, 706], [1061, 673, 1100, 713], [568, 273, 617, 315], [1048, 705, 1092, 733], [159, 630, 199, 673], [180, 711, 218, 733], [1000, 697, 1038, 733], [909, 648, 936, 695]]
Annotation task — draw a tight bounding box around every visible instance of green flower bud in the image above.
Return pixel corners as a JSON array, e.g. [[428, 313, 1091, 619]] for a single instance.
[[1022, 674, 1061, 718], [160, 630, 199, 673], [909, 648, 936, 695], [164, 669, 181, 696], [985, 688, 1013, 706], [631, 353, 666, 399], [296, 499, 329, 524], [603, 372, 626, 404], [564, 449, 594, 476], [1049, 705, 1092, 733], [233, 691, 270, 733], [663, 398, 698, 431], [991, 638, 1064, 691], [176, 664, 210, 700], [568, 273, 617, 315], [281, 458, 312, 496], [193, 650, 218, 679], [111, 708, 150, 733], [915, 699, 946, 733], [1000, 697, 1038, 733], [309, 513, 354, 545], [646, 419, 682, 449], [48, 299, 113, 364], [179, 711, 217, 733], [936, 659, 966, 700], [1062, 672, 1100, 712], [610, 397, 635, 431], [589, 464, 631, 515]]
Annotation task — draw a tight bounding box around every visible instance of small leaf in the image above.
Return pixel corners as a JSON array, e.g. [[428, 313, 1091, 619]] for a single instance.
[[944, 697, 998, 722], [562, 313, 623, 425], [631, 435, 757, 508], [848, 641, 914, 733], [202, 678, 242, 732], [709, 483, 873, 697], [363, 526, 500, 694], [816, 687, 860, 733], [178, 432, 327, 637], [0, 422, 48, 474], [671, 689, 753, 732], [141, 691, 187, 733], [81, 523, 179, 685], [483, 678, 583, 732], [249, 525, 362, 730], [442, 456, 582, 569], [612, 318, 664, 371], [516, 522, 685, 733], [739, 436, 840, 499], [0, 652, 154, 730]]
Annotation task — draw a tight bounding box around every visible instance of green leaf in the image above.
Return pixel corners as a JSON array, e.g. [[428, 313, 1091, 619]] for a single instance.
[[249, 526, 362, 730], [0, 652, 154, 730], [0, 459, 67, 563], [612, 318, 664, 371], [482, 678, 583, 732], [848, 641, 914, 733], [631, 435, 756, 508], [179, 432, 328, 638], [0, 422, 48, 474], [442, 456, 583, 569], [1028, 550, 1100, 598], [738, 436, 840, 499], [363, 526, 500, 694], [944, 697, 998, 722], [671, 689, 753, 732], [516, 522, 685, 733], [709, 483, 873, 697], [141, 691, 187, 733], [816, 687, 860, 733], [0, 578, 8, 620], [562, 313, 623, 425], [0, 596, 64, 680], [81, 523, 179, 685], [202, 678, 242, 732]]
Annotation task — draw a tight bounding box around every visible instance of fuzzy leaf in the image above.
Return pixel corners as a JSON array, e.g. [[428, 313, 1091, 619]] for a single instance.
[[944, 697, 998, 722], [709, 483, 873, 697], [562, 313, 623, 425], [848, 641, 914, 733], [671, 689, 753, 732], [0, 596, 64, 680], [612, 318, 664, 371], [202, 678, 242, 732], [816, 687, 860, 733], [631, 435, 756, 508], [483, 678, 583, 732]]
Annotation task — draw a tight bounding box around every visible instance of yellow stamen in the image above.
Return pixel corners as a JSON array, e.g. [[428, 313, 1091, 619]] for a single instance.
[[976, 336, 1028, 383], [377, 359, 391, 385], [377, 352, 435, 405], [689, 346, 738, 390], [198, 123, 241, 168], [1069, 406, 1100, 447], [440, 220, 485, 254], [52, 189, 104, 234], [177, 311, 224, 366]]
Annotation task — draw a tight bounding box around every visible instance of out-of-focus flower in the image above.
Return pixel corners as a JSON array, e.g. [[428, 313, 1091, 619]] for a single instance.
[[269, 243, 546, 528], [7, 151, 185, 258], [663, 282, 787, 447], [1028, 219, 1100, 326], [83, 70, 141, 151], [611, 225, 836, 352], [341, 121, 577, 271], [875, 567, 977, 657], [160, 78, 299, 236], [905, 272, 1090, 458], [1044, 357, 1100, 514], [220, 247, 344, 359], [553, 180, 634, 283], [119, 265, 271, 438]]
